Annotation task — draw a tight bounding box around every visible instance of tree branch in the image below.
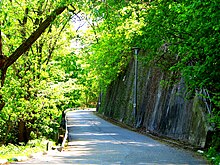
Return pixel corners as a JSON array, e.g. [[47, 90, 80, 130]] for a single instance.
[[3, 6, 67, 69]]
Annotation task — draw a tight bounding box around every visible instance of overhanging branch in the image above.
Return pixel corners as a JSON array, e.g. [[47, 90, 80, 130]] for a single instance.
[[4, 6, 67, 69]]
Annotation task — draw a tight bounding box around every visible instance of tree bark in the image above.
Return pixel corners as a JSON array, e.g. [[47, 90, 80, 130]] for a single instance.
[[18, 120, 26, 143], [0, 29, 2, 56]]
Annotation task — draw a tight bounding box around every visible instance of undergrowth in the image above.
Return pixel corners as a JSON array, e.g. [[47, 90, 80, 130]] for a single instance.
[[0, 138, 55, 160], [206, 147, 220, 165]]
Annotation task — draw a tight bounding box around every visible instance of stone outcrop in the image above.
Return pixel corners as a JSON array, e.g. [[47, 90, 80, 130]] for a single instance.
[[98, 54, 210, 148]]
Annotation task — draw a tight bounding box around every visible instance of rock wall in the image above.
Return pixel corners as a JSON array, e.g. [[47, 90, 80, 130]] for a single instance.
[[98, 54, 210, 148]]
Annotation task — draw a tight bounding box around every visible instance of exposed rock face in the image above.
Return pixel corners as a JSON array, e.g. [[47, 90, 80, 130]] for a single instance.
[[98, 56, 210, 148]]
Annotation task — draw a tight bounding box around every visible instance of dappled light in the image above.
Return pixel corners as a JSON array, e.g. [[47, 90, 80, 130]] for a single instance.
[[8, 110, 206, 164], [1, 0, 219, 164], [62, 110, 205, 164]]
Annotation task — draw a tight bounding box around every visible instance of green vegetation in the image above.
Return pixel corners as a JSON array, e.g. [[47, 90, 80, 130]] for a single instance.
[[0, 138, 54, 160], [0, 0, 219, 164], [77, 0, 220, 164], [0, 0, 97, 157]]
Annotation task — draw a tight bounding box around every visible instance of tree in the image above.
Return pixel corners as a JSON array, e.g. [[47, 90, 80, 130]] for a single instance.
[[0, 0, 80, 143], [0, 0, 81, 111], [78, 1, 220, 162]]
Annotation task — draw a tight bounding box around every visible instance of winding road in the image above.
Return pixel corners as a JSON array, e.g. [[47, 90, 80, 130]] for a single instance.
[[12, 109, 207, 164]]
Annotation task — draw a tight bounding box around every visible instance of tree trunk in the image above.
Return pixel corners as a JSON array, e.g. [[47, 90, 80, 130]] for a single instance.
[[0, 29, 2, 56], [18, 120, 26, 143]]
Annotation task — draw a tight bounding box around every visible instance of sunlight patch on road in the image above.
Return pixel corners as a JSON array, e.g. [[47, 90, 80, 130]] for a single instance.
[[67, 124, 90, 127], [73, 132, 118, 136], [111, 141, 161, 147]]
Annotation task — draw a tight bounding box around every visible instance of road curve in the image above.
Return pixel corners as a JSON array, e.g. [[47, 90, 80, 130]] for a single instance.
[[11, 109, 207, 165]]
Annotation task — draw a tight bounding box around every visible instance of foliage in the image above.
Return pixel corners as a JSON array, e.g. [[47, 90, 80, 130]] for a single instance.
[[206, 147, 220, 165], [0, 0, 219, 163], [75, 0, 219, 109], [0, 138, 55, 160], [0, 0, 84, 144], [77, 0, 219, 163]]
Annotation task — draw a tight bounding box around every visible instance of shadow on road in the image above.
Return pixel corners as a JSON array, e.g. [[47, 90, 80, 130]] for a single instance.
[[10, 110, 207, 165]]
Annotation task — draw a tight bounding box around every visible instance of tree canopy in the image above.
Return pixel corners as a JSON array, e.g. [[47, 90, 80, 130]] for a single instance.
[[77, 1, 219, 162], [0, 0, 83, 144], [79, 0, 220, 120], [0, 0, 219, 163]]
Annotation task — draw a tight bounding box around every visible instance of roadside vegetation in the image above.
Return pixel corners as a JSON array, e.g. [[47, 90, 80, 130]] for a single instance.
[[77, 1, 220, 164], [0, 0, 97, 161], [0, 0, 219, 164], [0, 139, 55, 161]]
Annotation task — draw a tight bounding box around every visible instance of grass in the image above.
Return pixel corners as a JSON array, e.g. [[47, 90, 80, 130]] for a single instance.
[[206, 147, 220, 165], [0, 138, 55, 161]]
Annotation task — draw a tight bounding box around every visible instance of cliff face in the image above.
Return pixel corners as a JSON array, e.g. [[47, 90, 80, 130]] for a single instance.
[[98, 56, 210, 148]]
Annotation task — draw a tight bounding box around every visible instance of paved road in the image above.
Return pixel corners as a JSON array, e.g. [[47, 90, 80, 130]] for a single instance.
[[12, 110, 207, 165]]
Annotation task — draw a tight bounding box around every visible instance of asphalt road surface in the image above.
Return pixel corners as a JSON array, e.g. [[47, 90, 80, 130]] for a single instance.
[[12, 109, 207, 165]]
